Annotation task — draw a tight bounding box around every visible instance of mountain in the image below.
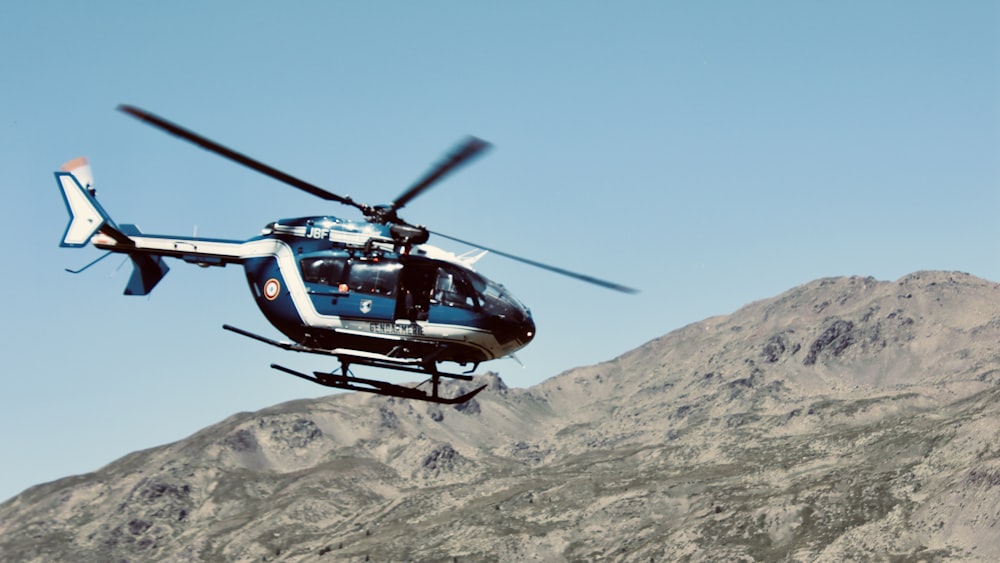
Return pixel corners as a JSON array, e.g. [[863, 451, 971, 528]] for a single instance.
[[3, 271, 1000, 562]]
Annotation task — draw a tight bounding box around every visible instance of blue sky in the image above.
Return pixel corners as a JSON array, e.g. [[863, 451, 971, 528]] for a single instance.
[[1, 2, 997, 502]]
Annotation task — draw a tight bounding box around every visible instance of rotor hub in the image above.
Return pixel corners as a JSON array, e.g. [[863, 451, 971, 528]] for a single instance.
[[389, 223, 430, 246]]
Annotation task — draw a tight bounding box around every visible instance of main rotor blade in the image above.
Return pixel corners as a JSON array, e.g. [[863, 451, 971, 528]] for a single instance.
[[429, 231, 639, 294], [391, 136, 491, 212], [117, 105, 364, 210]]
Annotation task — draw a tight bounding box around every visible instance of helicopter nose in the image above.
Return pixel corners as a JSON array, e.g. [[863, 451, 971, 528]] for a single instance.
[[510, 314, 536, 350], [522, 316, 536, 345], [490, 312, 535, 353]]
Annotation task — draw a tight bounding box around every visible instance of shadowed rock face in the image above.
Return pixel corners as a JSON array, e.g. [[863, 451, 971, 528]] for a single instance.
[[3, 271, 1000, 561]]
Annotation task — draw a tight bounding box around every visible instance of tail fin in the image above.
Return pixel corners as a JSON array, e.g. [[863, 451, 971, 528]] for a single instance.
[[55, 157, 123, 247], [56, 158, 169, 295]]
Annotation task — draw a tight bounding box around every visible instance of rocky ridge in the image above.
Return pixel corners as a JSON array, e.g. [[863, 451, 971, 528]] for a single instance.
[[2, 271, 1000, 561]]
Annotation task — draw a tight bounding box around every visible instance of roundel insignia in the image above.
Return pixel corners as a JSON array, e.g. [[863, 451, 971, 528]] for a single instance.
[[263, 278, 281, 301]]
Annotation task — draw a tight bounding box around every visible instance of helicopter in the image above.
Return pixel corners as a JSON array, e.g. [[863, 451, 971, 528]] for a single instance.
[[55, 105, 637, 404]]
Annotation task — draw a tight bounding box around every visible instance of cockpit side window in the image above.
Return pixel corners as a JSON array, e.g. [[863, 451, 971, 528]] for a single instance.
[[433, 266, 480, 310], [300, 257, 347, 286]]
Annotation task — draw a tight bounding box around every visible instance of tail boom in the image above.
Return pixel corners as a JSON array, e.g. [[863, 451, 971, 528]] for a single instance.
[[56, 158, 245, 295]]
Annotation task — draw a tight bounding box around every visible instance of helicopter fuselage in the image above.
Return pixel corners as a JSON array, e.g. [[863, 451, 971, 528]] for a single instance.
[[90, 213, 536, 366]]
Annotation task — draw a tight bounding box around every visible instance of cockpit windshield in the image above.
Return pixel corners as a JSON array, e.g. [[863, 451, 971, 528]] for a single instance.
[[465, 270, 528, 320]]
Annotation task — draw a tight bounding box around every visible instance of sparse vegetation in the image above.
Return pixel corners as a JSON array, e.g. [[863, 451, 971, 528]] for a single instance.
[[2, 271, 1000, 561]]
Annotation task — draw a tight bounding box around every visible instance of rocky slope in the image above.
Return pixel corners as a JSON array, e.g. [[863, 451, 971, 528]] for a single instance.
[[3, 271, 1000, 561]]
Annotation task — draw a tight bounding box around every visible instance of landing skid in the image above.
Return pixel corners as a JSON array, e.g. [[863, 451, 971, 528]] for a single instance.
[[270, 364, 485, 404], [222, 324, 486, 404]]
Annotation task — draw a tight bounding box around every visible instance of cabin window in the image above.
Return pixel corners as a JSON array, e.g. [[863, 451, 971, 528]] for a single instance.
[[347, 261, 401, 297], [300, 257, 347, 286]]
